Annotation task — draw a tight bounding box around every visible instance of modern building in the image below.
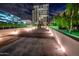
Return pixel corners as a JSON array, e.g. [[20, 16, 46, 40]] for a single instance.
[[32, 4, 49, 25]]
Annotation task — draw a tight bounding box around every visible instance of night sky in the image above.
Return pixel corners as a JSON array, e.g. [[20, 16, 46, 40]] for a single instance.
[[49, 3, 66, 16], [0, 3, 66, 21]]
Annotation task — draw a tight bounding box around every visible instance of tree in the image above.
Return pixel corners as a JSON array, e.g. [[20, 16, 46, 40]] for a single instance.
[[66, 4, 79, 32], [50, 3, 79, 31]]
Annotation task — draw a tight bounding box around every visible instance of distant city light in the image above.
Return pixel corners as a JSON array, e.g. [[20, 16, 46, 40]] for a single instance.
[[23, 21, 27, 24], [0, 10, 22, 23]]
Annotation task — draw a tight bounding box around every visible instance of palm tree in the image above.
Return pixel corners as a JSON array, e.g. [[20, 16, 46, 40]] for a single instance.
[[66, 3, 74, 33], [73, 4, 79, 30], [66, 3, 79, 33]]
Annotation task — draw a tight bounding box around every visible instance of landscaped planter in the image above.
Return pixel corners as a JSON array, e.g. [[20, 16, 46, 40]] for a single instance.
[[50, 26, 79, 41]]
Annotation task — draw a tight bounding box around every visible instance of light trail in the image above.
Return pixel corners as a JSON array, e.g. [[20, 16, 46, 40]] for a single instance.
[[0, 34, 2, 37], [48, 29, 54, 37], [46, 27, 66, 53], [52, 30, 66, 53], [0, 38, 3, 42], [10, 31, 19, 35], [23, 27, 37, 32], [44, 26, 54, 37], [56, 37, 66, 53], [10, 27, 37, 35]]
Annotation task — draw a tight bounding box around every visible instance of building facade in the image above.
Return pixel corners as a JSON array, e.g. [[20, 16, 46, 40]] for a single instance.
[[32, 4, 49, 25]]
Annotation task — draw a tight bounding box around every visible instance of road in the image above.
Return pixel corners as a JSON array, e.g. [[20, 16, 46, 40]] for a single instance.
[[0, 27, 79, 56]]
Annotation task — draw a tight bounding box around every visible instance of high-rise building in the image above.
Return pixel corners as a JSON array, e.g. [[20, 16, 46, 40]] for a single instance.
[[32, 4, 49, 25]]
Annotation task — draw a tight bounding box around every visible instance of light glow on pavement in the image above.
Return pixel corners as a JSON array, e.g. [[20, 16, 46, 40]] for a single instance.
[[45, 27, 54, 37], [53, 30, 66, 53], [0, 34, 2, 37], [47, 27, 66, 53], [48, 29, 54, 37], [10, 31, 19, 35], [0, 38, 3, 42], [23, 27, 37, 32], [56, 38, 65, 53]]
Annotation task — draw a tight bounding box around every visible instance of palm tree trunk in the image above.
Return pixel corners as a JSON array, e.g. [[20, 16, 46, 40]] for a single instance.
[[69, 19, 73, 33], [69, 11, 73, 33]]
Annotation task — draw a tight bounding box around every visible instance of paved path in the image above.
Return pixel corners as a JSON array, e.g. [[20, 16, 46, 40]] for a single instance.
[[52, 29, 79, 56], [0, 28, 66, 56], [0, 27, 79, 56]]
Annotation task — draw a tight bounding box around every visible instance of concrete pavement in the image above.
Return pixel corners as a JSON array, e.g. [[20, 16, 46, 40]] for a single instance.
[[0, 27, 79, 56], [52, 29, 79, 56]]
